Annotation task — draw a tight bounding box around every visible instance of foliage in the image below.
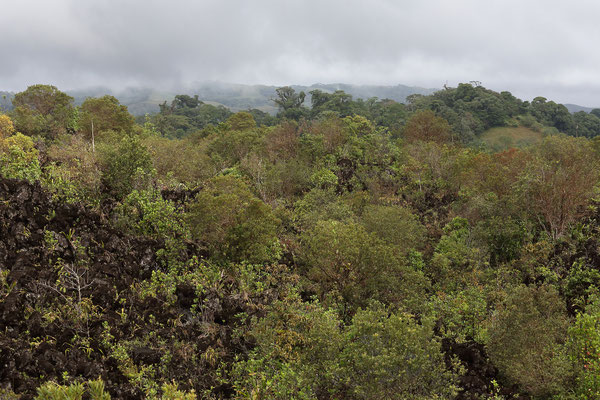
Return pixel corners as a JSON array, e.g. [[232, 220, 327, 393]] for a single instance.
[[233, 298, 458, 400], [6, 81, 600, 400], [11, 84, 76, 140], [299, 219, 429, 316], [338, 303, 459, 400], [403, 109, 452, 143], [486, 285, 572, 397], [187, 175, 281, 264], [0, 113, 15, 138], [99, 134, 154, 198], [516, 135, 599, 239], [143, 135, 215, 186], [568, 295, 600, 399], [45, 134, 102, 203], [226, 111, 256, 131], [0, 132, 42, 181], [115, 188, 189, 265], [35, 378, 109, 400], [360, 204, 426, 252], [273, 86, 307, 120], [154, 94, 232, 138], [79, 95, 135, 141], [34, 378, 195, 400]]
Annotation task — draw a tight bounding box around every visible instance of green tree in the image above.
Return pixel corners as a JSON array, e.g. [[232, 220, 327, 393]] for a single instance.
[[273, 86, 307, 120], [338, 303, 459, 400], [187, 175, 281, 264], [226, 111, 256, 131], [99, 135, 154, 199], [11, 84, 76, 139], [0, 113, 14, 138], [79, 95, 135, 142], [232, 296, 343, 400], [0, 132, 42, 181], [299, 219, 428, 316], [486, 285, 572, 397], [568, 295, 600, 399], [233, 299, 458, 400], [360, 204, 426, 253]]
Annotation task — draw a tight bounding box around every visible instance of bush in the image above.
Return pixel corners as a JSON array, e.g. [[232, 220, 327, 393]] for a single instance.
[[338, 303, 459, 400], [486, 285, 572, 397], [568, 295, 600, 399], [233, 299, 458, 400], [99, 135, 154, 199], [115, 189, 189, 265], [187, 175, 281, 264], [35, 378, 109, 400], [0, 132, 42, 181], [299, 219, 429, 316]]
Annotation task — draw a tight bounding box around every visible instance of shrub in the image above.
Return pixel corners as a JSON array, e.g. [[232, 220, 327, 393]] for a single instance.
[[99, 135, 154, 199], [568, 295, 600, 399], [187, 175, 281, 264], [233, 299, 458, 400], [486, 285, 572, 397], [0, 132, 42, 181]]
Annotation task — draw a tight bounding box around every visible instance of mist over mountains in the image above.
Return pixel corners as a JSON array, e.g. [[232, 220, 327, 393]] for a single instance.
[[3, 82, 437, 116], [2, 82, 598, 117]]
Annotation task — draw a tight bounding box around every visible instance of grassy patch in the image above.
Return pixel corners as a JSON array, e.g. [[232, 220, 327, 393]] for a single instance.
[[480, 126, 543, 151]]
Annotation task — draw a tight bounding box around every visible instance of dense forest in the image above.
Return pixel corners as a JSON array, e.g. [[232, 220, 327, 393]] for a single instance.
[[1, 82, 600, 399]]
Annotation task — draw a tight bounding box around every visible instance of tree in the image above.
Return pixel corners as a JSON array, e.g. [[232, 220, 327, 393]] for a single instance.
[[0, 132, 42, 182], [486, 285, 572, 397], [11, 84, 76, 139], [273, 86, 306, 120], [360, 204, 426, 253], [233, 299, 458, 400], [171, 94, 200, 110], [403, 110, 452, 143], [186, 175, 281, 264], [0, 114, 14, 138], [226, 111, 256, 131], [153, 94, 232, 138], [99, 135, 154, 199], [573, 111, 600, 138], [531, 97, 575, 134], [299, 219, 428, 316], [338, 303, 458, 400], [309, 89, 354, 117], [568, 295, 600, 399], [79, 95, 135, 142], [517, 136, 599, 240]]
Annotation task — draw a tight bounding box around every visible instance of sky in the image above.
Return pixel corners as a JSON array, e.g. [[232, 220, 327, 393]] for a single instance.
[[2, 0, 600, 106]]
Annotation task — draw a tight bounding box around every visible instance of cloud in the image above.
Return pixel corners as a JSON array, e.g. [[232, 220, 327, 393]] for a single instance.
[[2, 0, 600, 105]]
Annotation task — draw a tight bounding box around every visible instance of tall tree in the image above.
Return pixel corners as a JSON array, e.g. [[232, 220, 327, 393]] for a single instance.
[[11, 84, 76, 140], [79, 95, 135, 142], [273, 86, 306, 120], [517, 136, 599, 240], [403, 110, 452, 143]]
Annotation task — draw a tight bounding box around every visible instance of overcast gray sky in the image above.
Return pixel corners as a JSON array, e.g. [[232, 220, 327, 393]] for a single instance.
[[2, 0, 600, 106]]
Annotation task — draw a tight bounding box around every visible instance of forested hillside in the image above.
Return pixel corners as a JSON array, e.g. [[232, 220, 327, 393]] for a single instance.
[[0, 82, 438, 116], [2, 82, 600, 399]]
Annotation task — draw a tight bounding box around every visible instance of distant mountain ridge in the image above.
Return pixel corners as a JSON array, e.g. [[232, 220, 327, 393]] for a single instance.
[[0, 83, 439, 116], [563, 103, 598, 114], [183, 82, 439, 116], [1, 84, 597, 116]]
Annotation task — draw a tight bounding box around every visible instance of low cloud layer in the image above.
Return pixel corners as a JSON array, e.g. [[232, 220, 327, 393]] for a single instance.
[[2, 0, 600, 105]]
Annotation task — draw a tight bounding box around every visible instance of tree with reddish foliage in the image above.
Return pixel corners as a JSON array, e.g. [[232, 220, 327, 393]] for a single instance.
[[517, 136, 599, 240], [403, 110, 452, 144]]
